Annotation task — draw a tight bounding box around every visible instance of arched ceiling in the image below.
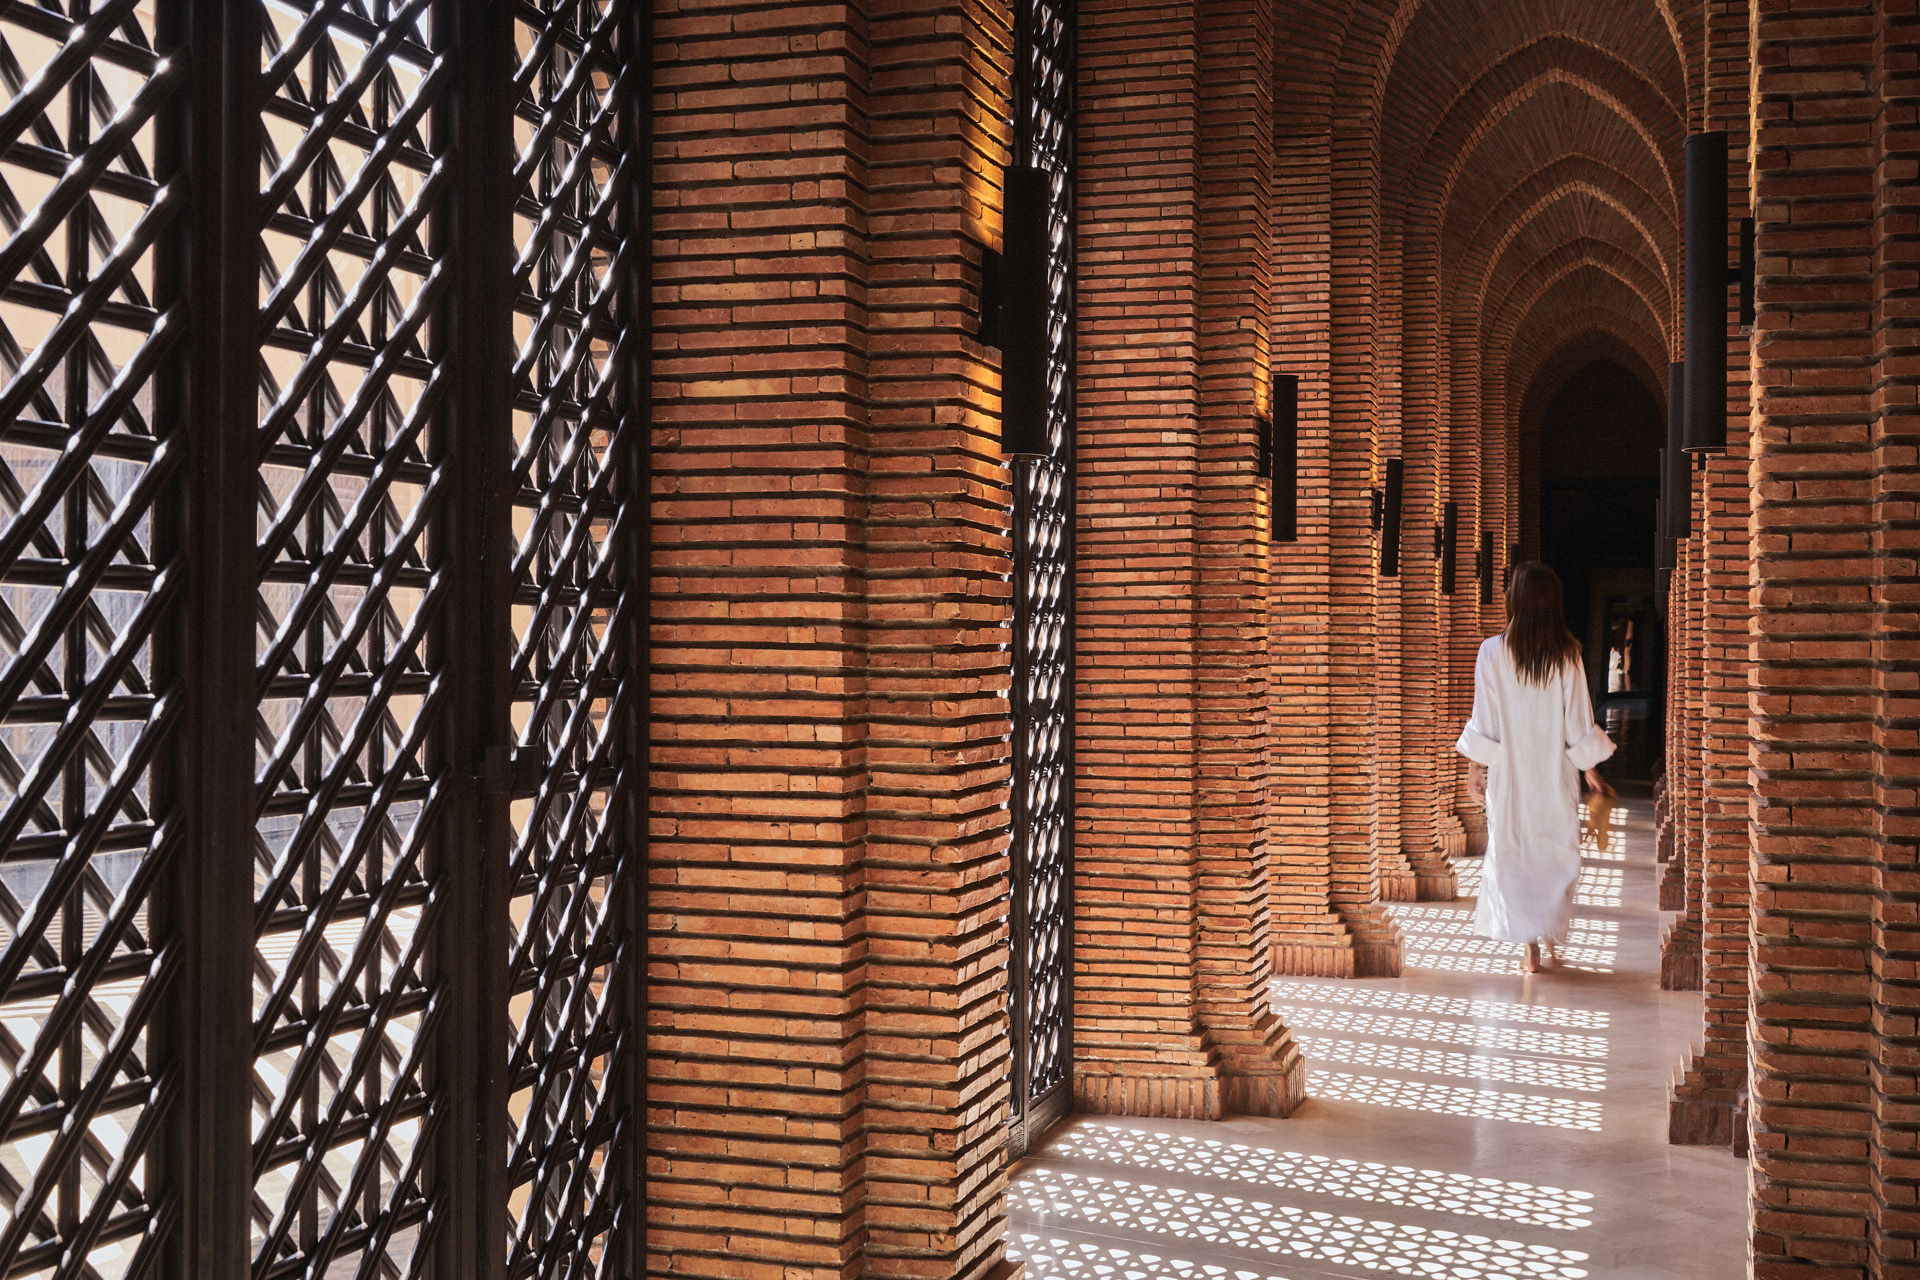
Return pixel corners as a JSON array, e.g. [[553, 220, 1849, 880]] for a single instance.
[[1306, 0, 1691, 390]]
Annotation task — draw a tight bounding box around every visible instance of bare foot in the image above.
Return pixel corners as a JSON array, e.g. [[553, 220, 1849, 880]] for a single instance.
[[1523, 942, 1542, 973]]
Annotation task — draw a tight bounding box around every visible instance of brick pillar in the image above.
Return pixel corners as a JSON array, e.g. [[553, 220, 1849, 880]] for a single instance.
[[1870, 5, 1920, 1270], [1749, 2, 1878, 1271], [1395, 232, 1462, 902], [648, 6, 877, 1273], [1661, 532, 1705, 992], [648, 5, 1018, 1276], [1260, 6, 1404, 979], [1671, 0, 1754, 1150], [1370, 233, 1422, 906], [1073, 0, 1304, 1119], [861, 1, 1024, 1274], [1450, 328, 1491, 855]]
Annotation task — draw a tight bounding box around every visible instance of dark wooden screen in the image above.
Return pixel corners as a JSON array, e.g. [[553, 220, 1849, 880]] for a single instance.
[[0, 3, 646, 1276], [1006, 0, 1075, 1164]]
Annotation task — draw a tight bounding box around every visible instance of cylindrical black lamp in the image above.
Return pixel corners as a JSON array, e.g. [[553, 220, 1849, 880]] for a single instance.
[[1665, 360, 1688, 539], [1478, 529, 1493, 605], [1739, 216, 1756, 331], [1656, 449, 1676, 571], [1684, 132, 1729, 452], [1000, 166, 1052, 457], [1380, 458, 1404, 576], [1270, 374, 1299, 542], [1440, 501, 1459, 595]]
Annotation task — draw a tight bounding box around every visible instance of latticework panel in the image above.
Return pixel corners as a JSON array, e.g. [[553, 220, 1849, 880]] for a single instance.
[[502, 4, 639, 1276], [250, 3, 449, 1274], [1009, 0, 1074, 1128], [0, 5, 186, 1275]]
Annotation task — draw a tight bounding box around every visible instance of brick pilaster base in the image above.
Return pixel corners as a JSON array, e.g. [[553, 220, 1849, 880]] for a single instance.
[[1660, 922, 1702, 990]]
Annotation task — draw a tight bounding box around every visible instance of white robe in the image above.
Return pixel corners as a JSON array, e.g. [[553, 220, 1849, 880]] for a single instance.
[[1455, 635, 1615, 945]]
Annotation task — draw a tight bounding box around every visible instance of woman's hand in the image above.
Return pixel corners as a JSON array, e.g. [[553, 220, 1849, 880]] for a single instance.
[[1469, 763, 1487, 804], [1583, 767, 1615, 797]]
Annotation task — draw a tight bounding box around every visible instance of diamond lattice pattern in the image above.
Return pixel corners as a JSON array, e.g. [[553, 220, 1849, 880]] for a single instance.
[[250, 3, 448, 1275], [503, 4, 639, 1275], [0, 4, 186, 1275]]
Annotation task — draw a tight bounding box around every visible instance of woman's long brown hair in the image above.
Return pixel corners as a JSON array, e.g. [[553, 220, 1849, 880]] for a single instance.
[[1505, 560, 1581, 685]]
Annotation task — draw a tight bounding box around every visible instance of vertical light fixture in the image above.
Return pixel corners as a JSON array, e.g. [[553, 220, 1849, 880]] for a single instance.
[[1684, 131, 1729, 452], [1478, 529, 1493, 605], [1379, 458, 1405, 576], [1664, 359, 1688, 548], [1270, 373, 1299, 542], [1440, 501, 1459, 595]]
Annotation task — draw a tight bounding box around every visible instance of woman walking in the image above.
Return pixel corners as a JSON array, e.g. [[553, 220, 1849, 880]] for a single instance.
[[1456, 561, 1615, 973]]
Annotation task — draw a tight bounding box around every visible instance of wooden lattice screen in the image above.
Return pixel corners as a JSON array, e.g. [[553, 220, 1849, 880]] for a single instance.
[[1006, 0, 1074, 1164], [0, 3, 646, 1276]]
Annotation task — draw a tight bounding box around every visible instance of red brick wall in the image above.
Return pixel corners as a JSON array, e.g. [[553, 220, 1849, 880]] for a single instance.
[[1748, 1, 1880, 1272], [648, 3, 1015, 1275]]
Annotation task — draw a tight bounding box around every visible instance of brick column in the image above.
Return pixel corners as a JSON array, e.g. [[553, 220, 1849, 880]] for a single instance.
[[1749, 2, 1878, 1271], [1662, 529, 1706, 993], [648, 6, 877, 1274], [1073, 0, 1304, 1119], [861, 0, 1024, 1273], [1870, 5, 1920, 1269], [648, 5, 1020, 1276], [1672, 0, 1755, 1148]]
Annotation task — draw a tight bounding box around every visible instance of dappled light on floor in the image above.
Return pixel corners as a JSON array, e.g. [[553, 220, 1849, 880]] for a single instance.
[[1010, 797, 1747, 1280], [1040, 1127, 1596, 1230], [1303, 1070, 1603, 1131], [1007, 1170, 1593, 1280], [1393, 907, 1619, 975], [1297, 1038, 1606, 1092], [1269, 1003, 1608, 1059]]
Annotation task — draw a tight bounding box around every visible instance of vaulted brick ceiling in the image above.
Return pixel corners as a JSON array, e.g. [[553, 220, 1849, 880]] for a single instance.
[[1353, 0, 1692, 402]]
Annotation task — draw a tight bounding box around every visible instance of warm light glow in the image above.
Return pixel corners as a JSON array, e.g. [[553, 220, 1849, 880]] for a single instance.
[[1042, 1127, 1597, 1231], [1007, 1171, 1594, 1278]]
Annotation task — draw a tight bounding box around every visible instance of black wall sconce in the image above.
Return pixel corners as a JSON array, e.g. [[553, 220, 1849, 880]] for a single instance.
[[1477, 529, 1493, 605], [1656, 448, 1676, 571], [1379, 458, 1404, 577], [1664, 360, 1688, 542], [1439, 501, 1459, 595], [999, 165, 1051, 457], [1684, 131, 1729, 453], [1269, 374, 1299, 542], [1739, 216, 1756, 331]]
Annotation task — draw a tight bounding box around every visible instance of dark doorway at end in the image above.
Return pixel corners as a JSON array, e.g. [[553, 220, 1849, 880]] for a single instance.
[[1534, 357, 1661, 788]]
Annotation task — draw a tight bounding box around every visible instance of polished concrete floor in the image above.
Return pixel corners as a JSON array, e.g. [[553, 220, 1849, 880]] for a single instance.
[[1008, 795, 1747, 1280]]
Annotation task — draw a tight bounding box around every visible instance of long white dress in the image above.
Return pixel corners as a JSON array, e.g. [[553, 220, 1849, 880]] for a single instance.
[[1455, 635, 1615, 945]]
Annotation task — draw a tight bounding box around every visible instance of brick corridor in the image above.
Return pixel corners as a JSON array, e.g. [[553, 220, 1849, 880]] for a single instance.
[[1008, 796, 1745, 1279]]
